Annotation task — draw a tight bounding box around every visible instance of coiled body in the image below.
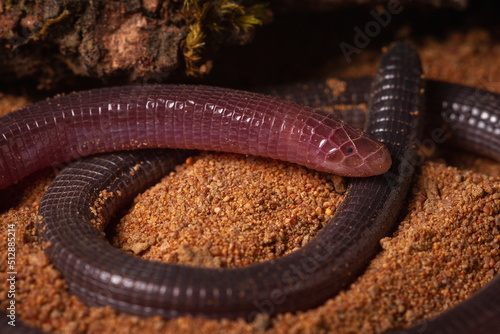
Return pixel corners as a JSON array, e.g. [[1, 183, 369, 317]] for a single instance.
[[34, 42, 423, 320], [1, 41, 500, 332], [264, 79, 500, 333]]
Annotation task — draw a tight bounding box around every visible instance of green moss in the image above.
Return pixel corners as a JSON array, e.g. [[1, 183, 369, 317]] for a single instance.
[[183, 0, 269, 76], [184, 22, 206, 75]]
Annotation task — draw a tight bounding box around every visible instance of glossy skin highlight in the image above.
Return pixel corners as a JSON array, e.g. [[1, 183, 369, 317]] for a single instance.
[[33, 42, 423, 321], [0, 85, 391, 190], [4, 42, 500, 334]]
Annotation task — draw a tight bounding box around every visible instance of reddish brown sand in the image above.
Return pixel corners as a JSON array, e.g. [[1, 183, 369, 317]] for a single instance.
[[1, 30, 500, 333]]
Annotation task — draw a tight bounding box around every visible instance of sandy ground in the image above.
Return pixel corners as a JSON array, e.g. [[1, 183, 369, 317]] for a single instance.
[[1, 29, 500, 333]]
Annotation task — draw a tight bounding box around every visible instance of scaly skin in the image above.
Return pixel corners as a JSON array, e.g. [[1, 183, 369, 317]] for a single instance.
[[34, 42, 423, 320]]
